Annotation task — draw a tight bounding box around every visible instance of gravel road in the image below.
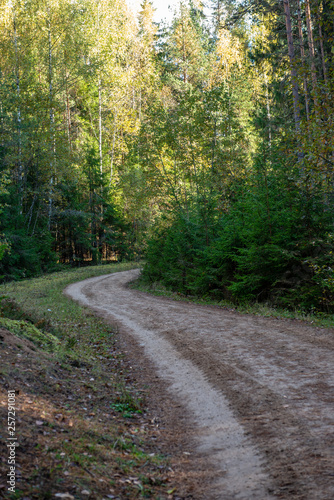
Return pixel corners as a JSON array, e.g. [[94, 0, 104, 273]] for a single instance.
[[65, 269, 334, 500]]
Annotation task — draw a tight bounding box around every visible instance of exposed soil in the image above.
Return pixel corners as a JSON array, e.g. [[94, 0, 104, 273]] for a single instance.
[[0, 323, 190, 499], [65, 269, 334, 500]]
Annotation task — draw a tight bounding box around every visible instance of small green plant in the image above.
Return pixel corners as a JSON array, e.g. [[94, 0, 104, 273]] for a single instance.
[[65, 336, 77, 349], [111, 401, 142, 418]]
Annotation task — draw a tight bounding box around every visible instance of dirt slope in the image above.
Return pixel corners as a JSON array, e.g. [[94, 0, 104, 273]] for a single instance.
[[65, 269, 334, 500]]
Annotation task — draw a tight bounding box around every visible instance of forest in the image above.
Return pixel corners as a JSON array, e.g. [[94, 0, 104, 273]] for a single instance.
[[0, 0, 333, 313]]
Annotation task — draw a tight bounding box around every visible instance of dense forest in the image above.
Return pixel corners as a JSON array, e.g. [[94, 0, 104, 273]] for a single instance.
[[0, 0, 333, 312]]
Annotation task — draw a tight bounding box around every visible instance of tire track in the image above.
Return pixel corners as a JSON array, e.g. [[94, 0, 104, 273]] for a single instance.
[[65, 269, 334, 499]]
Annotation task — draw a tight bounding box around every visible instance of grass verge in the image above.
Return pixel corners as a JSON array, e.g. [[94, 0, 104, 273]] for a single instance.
[[131, 279, 334, 330], [0, 262, 174, 499]]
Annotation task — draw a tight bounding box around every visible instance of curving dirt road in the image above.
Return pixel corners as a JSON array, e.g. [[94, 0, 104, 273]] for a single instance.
[[65, 269, 334, 500]]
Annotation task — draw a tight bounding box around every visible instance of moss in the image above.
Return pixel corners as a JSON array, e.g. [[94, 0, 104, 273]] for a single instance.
[[0, 318, 60, 352]]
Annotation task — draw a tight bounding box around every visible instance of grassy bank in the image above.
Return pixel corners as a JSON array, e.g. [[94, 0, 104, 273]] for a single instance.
[[0, 262, 175, 499]]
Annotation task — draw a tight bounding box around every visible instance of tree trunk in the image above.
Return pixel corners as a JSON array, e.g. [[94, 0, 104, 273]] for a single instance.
[[64, 55, 72, 151], [13, 5, 23, 211], [48, 9, 56, 231], [296, 0, 310, 121], [283, 0, 301, 133], [317, 4, 328, 86], [109, 110, 117, 186], [264, 73, 272, 147], [98, 77, 103, 178], [304, 0, 318, 110]]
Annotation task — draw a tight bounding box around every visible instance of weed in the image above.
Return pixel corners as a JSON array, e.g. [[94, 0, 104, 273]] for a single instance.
[[111, 401, 142, 418]]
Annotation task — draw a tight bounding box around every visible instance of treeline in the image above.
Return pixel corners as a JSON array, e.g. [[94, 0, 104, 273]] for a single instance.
[[140, 0, 334, 313], [0, 0, 148, 279], [1, 0, 333, 312]]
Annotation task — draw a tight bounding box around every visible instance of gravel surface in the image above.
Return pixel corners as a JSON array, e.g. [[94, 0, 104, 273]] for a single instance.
[[65, 269, 334, 499]]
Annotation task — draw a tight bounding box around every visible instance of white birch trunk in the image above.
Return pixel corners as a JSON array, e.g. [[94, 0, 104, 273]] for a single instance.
[[98, 77, 103, 178], [13, 4, 23, 211], [48, 11, 55, 231]]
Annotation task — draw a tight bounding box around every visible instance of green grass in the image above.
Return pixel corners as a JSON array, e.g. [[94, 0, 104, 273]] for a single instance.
[[0, 261, 142, 365], [0, 260, 140, 324], [131, 278, 334, 329]]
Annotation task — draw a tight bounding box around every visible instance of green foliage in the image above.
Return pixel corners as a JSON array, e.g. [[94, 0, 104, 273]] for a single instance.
[[0, 0, 333, 316], [0, 238, 9, 263], [143, 198, 218, 294], [0, 227, 57, 281], [143, 155, 334, 313]]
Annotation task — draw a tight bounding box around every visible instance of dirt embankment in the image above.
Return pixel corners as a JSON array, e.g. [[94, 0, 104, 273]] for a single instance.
[[65, 269, 334, 500]]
